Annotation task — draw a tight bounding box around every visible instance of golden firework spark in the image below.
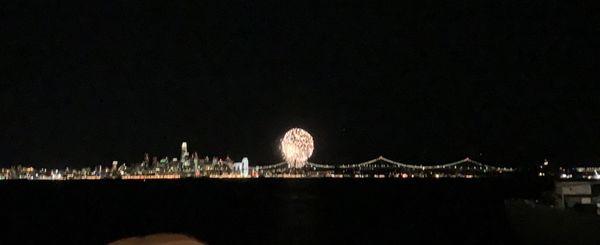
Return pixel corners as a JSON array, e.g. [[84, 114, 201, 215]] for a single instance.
[[280, 128, 314, 168]]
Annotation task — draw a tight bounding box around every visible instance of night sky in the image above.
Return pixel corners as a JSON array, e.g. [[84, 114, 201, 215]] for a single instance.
[[2, 1, 599, 168]]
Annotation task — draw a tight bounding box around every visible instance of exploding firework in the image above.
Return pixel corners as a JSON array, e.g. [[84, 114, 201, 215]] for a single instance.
[[280, 128, 314, 168]]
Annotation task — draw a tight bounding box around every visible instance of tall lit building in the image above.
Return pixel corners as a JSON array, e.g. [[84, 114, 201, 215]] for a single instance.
[[193, 152, 199, 165], [241, 157, 249, 177], [181, 142, 190, 167], [111, 161, 118, 171], [233, 157, 250, 177], [143, 153, 150, 167]]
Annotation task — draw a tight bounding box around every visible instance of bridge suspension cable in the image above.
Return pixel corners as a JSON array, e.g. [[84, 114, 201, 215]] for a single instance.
[[306, 162, 336, 169], [251, 162, 287, 170], [252, 156, 514, 171]]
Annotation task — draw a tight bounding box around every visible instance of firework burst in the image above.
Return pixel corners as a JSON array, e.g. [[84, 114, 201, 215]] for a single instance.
[[280, 128, 314, 168]]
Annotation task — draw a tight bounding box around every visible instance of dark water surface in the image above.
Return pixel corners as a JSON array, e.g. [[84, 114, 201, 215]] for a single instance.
[[0, 178, 547, 244]]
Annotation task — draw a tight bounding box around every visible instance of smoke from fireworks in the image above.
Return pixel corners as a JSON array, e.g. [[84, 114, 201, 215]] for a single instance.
[[280, 128, 314, 168]]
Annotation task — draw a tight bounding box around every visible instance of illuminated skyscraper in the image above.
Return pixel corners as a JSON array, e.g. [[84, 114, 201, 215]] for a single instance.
[[233, 157, 250, 177], [192, 152, 199, 168], [241, 157, 249, 177], [181, 142, 190, 167], [193, 152, 199, 164], [143, 153, 150, 167]]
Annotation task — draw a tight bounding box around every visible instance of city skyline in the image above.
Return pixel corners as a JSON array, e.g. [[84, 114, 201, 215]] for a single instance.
[[6, 133, 600, 169], [6, 131, 600, 169], [7, 138, 600, 180], [1, 139, 519, 180], [3, 139, 517, 169]]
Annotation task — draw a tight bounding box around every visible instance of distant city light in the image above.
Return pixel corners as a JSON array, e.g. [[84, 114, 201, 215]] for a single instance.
[[0, 140, 518, 180]]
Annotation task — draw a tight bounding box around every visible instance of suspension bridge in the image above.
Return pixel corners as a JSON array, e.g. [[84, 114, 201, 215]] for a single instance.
[[251, 156, 514, 177]]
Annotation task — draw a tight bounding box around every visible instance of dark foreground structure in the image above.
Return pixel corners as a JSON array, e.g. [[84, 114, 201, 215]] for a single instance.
[[1, 178, 553, 244]]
